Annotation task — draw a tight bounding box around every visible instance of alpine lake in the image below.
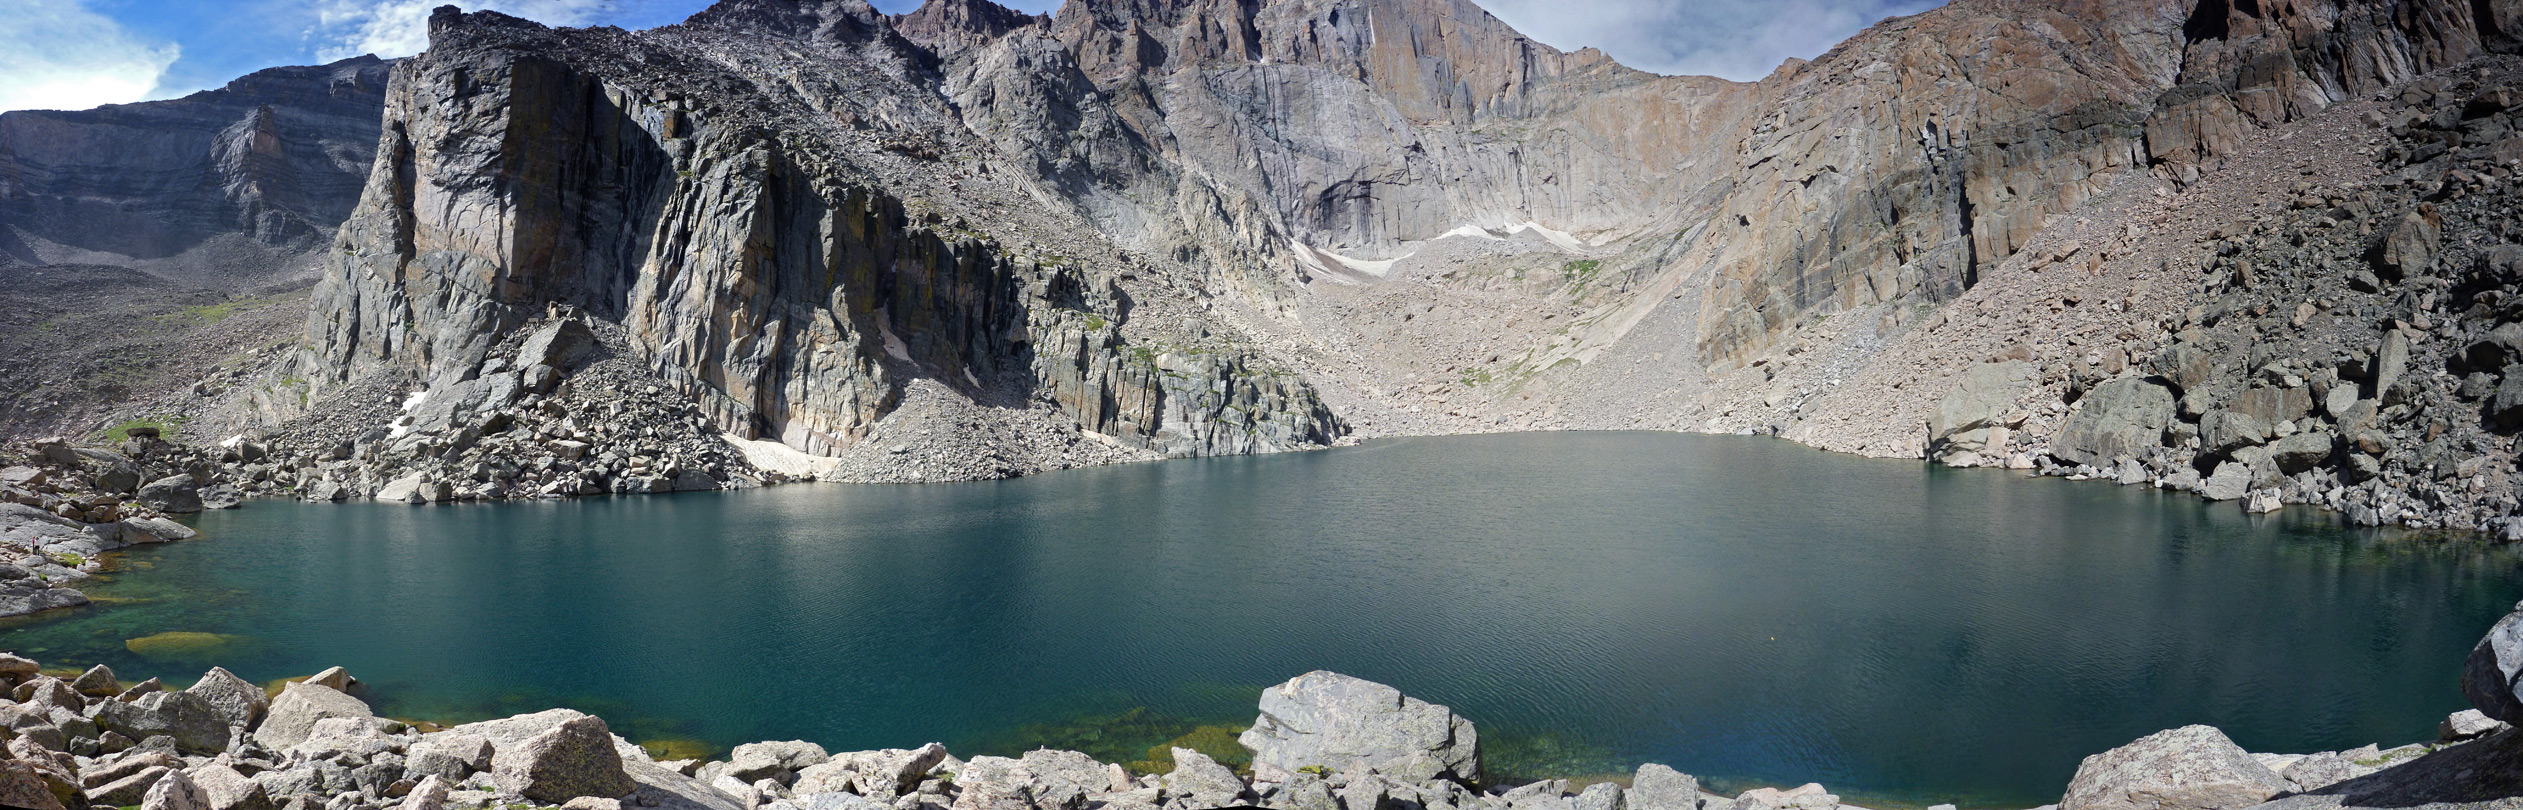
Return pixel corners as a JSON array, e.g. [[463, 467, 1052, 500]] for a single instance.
[[6, 432, 2517, 808]]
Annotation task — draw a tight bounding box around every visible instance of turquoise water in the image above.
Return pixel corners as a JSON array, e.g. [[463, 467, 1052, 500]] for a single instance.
[[3, 432, 2517, 807]]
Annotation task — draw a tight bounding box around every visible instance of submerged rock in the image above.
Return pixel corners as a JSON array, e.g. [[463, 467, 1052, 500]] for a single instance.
[[126, 632, 243, 660]]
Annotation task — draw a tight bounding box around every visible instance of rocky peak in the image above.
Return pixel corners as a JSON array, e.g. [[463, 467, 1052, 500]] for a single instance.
[[684, 0, 902, 46], [896, 0, 1047, 57]]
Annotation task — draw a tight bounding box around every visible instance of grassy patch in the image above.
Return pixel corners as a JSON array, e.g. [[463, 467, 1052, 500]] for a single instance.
[[99, 416, 185, 443], [1563, 259, 1603, 284]]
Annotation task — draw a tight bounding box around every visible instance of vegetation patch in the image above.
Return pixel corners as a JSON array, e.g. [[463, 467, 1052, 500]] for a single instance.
[[99, 416, 186, 443]]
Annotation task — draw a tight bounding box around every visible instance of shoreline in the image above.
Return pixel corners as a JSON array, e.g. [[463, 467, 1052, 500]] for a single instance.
[[0, 655, 2500, 810], [0, 426, 2498, 629]]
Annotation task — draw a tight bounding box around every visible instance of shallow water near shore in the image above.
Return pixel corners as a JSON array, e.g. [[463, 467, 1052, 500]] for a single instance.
[[4, 432, 2519, 807]]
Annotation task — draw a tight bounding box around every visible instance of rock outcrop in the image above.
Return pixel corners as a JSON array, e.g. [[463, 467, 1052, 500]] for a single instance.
[[2059, 726, 2292, 810], [1241, 670, 1480, 785], [284, 3, 1341, 486]]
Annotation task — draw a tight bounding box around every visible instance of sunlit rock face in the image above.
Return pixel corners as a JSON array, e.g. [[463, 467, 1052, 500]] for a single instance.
[[282, 0, 2508, 471]]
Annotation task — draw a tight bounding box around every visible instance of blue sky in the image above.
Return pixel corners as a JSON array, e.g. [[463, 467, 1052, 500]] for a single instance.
[[0, 0, 1942, 113]]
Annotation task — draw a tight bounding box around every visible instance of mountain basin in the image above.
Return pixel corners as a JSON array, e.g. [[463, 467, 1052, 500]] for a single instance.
[[4, 431, 2516, 808]]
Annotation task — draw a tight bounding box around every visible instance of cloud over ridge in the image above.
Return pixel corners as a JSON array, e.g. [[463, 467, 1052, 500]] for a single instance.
[[0, 0, 183, 114]]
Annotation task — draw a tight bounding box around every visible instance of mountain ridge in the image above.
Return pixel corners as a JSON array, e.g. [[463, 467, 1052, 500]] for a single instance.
[[10, 0, 2523, 531]]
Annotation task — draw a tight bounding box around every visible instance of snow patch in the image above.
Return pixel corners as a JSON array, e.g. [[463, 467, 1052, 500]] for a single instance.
[[724, 433, 843, 480], [386, 390, 428, 439], [1437, 224, 1503, 241], [1290, 239, 1410, 282], [875, 311, 913, 362], [1508, 221, 1592, 253]]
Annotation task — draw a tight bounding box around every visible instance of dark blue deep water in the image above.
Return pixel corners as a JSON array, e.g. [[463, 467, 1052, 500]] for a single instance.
[[4, 432, 2517, 808]]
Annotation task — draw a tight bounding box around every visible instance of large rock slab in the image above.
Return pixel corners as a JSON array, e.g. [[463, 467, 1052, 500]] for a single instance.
[[142, 769, 210, 810], [254, 682, 374, 750], [1160, 747, 1249, 808], [491, 715, 637, 803], [1927, 361, 2033, 466], [2376, 208, 2442, 277], [135, 475, 204, 514], [95, 690, 231, 755], [1628, 764, 1701, 810], [2053, 378, 2176, 467], [0, 760, 67, 810], [0, 503, 113, 557], [2058, 725, 2290, 810], [186, 666, 269, 732], [724, 740, 829, 785], [0, 579, 89, 618], [2464, 600, 2523, 723], [518, 318, 601, 372], [182, 762, 274, 810], [1239, 670, 1479, 785], [797, 744, 947, 799]]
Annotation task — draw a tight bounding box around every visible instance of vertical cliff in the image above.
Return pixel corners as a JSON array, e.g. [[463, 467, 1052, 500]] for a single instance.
[[234, 0, 2523, 502], [291, 4, 1338, 474]]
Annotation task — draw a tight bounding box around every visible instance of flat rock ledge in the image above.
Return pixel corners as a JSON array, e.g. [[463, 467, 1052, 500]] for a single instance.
[[0, 651, 2512, 810]]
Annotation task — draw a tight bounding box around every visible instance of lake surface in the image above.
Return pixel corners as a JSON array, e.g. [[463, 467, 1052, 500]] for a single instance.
[[4, 432, 2518, 807]]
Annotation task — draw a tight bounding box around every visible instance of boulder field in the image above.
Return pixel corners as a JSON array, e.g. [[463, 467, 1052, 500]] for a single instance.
[[5, 621, 2523, 810]]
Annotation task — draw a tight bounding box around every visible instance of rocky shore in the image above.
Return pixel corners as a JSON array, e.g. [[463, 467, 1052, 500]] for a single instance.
[[3, 629, 2522, 810]]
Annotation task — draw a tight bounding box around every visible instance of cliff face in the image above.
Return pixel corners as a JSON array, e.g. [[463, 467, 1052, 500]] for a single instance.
[[247, 0, 2523, 506], [0, 57, 395, 274], [904, 0, 2505, 367], [293, 5, 1339, 466]]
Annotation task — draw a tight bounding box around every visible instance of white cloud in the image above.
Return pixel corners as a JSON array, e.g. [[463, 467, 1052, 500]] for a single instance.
[[0, 0, 182, 113], [1471, 0, 1946, 81], [314, 0, 616, 61]]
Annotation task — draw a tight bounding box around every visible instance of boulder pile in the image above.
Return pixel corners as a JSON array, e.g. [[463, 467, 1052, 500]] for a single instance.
[[0, 642, 2519, 810]]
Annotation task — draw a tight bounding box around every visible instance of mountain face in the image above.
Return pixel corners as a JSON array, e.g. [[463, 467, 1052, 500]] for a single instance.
[[25, 0, 2519, 527], [0, 56, 395, 279], [283, 3, 1341, 467], [0, 57, 394, 440]]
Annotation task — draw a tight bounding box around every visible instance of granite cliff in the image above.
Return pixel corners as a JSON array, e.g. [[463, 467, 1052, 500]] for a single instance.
[[17, 0, 2523, 527]]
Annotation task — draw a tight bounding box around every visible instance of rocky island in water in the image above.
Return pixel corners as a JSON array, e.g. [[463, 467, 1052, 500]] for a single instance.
[[8, 0, 2523, 808]]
